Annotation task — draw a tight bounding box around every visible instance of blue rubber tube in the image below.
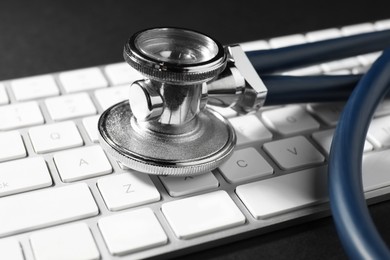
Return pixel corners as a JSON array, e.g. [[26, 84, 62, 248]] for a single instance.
[[246, 29, 390, 74], [329, 48, 390, 259], [262, 74, 361, 105]]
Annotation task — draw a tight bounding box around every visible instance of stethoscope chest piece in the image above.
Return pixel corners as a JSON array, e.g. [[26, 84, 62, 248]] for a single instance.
[[98, 100, 235, 176], [98, 27, 238, 176]]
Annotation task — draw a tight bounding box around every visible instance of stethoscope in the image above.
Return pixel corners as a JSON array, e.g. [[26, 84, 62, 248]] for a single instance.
[[97, 27, 390, 258]]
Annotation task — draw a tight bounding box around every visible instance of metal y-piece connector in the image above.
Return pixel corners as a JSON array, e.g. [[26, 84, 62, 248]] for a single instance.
[[207, 45, 268, 114]]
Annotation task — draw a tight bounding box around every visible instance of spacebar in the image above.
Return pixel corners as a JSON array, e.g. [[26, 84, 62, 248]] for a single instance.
[[0, 183, 99, 237]]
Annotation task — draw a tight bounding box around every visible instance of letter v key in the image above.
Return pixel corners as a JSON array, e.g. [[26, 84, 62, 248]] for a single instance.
[[287, 147, 298, 155]]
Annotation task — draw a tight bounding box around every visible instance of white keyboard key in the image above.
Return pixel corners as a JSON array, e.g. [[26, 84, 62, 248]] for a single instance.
[[0, 131, 26, 162], [207, 105, 238, 118], [59, 67, 108, 93], [0, 183, 98, 237], [263, 136, 324, 170], [0, 157, 52, 197], [312, 129, 373, 155], [45, 93, 97, 121], [363, 150, 390, 191], [159, 172, 219, 197], [305, 28, 342, 42], [375, 99, 390, 117], [94, 85, 128, 111], [29, 121, 83, 153], [375, 19, 390, 30], [281, 65, 322, 76], [219, 147, 273, 183], [325, 69, 351, 75], [82, 115, 100, 142], [269, 34, 306, 48], [341, 23, 375, 36], [239, 40, 270, 52], [321, 57, 360, 72], [352, 66, 369, 75], [367, 115, 390, 148], [104, 63, 143, 85], [162, 190, 245, 239], [54, 145, 112, 182], [261, 105, 320, 135], [10, 75, 59, 101], [99, 208, 167, 256], [229, 115, 272, 146], [97, 172, 160, 211], [358, 52, 382, 67], [0, 101, 44, 130], [307, 102, 344, 126], [0, 83, 9, 105], [0, 238, 24, 260], [236, 167, 327, 219], [30, 223, 100, 260]]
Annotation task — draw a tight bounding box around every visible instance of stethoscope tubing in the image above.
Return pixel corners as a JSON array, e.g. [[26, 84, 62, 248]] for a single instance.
[[329, 48, 390, 259], [262, 74, 361, 105], [245, 29, 390, 106], [246, 29, 390, 74]]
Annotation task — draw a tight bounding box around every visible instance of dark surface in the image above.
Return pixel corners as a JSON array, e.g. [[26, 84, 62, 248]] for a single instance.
[[1, 0, 389, 259]]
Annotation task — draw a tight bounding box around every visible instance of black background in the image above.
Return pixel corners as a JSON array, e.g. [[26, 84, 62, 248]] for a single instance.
[[1, 0, 390, 259]]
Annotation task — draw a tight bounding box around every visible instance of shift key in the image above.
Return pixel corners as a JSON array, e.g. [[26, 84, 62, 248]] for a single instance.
[[0, 183, 98, 237]]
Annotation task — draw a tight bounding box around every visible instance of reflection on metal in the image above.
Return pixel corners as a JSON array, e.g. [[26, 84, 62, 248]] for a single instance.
[[99, 27, 267, 176]]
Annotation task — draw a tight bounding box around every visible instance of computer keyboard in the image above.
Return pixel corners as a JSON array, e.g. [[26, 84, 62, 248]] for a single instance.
[[1, 19, 390, 260]]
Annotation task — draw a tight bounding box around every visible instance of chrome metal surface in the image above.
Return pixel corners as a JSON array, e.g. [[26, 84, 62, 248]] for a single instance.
[[98, 101, 236, 176], [129, 80, 163, 121], [100, 27, 268, 176], [124, 28, 227, 84], [206, 45, 268, 114], [207, 66, 246, 108], [130, 79, 205, 126], [227, 45, 268, 113]]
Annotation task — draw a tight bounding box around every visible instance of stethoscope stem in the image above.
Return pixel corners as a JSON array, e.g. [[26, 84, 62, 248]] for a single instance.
[[247, 29, 390, 74]]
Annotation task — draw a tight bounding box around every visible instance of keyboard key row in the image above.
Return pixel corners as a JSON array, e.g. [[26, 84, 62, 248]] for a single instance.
[[235, 146, 390, 220], [0, 65, 139, 109], [3, 150, 389, 258]]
